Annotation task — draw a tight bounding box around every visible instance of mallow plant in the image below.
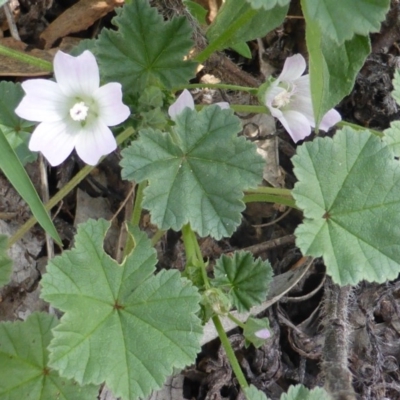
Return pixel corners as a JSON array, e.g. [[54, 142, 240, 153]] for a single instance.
[[0, 0, 396, 399]]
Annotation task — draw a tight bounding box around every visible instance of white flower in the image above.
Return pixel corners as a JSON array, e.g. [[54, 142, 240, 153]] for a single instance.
[[168, 89, 230, 120], [15, 50, 130, 166], [264, 54, 341, 142]]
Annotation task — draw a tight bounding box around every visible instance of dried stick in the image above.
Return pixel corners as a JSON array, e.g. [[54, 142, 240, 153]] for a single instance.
[[322, 278, 357, 400]]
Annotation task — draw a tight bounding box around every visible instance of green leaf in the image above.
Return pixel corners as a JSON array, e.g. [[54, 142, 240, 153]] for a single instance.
[[245, 0, 290, 10], [244, 384, 270, 400], [301, 0, 390, 44], [0, 81, 36, 165], [293, 127, 400, 286], [243, 317, 271, 348], [0, 235, 12, 288], [120, 106, 264, 239], [96, 0, 197, 94], [383, 121, 400, 157], [0, 127, 61, 245], [231, 42, 252, 59], [302, 3, 370, 125], [183, 0, 208, 25], [211, 251, 273, 312], [391, 69, 400, 105], [280, 384, 331, 400], [40, 219, 202, 400], [206, 0, 288, 52], [0, 312, 98, 400], [383, 71, 400, 156]]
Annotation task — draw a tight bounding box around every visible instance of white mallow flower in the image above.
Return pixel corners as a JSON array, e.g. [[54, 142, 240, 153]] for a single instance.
[[168, 89, 230, 120], [15, 50, 130, 166], [264, 54, 341, 142]]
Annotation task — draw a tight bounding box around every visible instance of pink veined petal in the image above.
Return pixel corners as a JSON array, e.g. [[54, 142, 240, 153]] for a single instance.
[[278, 54, 307, 82], [29, 120, 78, 166], [94, 82, 130, 126], [74, 119, 117, 166], [319, 108, 342, 131], [15, 80, 68, 122], [279, 110, 312, 143], [288, 94, 315, 125], [168, 89, 195, 120], [293, 75, 311, 97], [53, 50, 100, 97]]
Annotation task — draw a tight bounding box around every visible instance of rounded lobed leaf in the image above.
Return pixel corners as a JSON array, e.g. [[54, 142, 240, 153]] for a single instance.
[[293, 127, 400, 285], [120, 106, 265, 239], [95, 0, 197, 94], [0, 312, 98, 400], [40, 219, 202, 400], [212, 251, 273, 312]]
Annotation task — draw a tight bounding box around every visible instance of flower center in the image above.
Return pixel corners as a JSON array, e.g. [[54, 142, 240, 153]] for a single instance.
[[69, 102, 89, 121], [272, 83, 296, 109]]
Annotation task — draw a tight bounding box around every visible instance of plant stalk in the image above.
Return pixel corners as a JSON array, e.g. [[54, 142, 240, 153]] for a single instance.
[[212, 315, 249, 390], [8, 127, 135, 247]]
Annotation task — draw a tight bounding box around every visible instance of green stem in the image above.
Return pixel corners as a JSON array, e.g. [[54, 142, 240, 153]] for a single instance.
[[0, 44, 53, 71], [243, 194, 298, 209], [195, 104, 268, 114], [123, 180, 146, 258], [173, 83, 258, 95], [338, 120, 383, 137], [195, 8, 256, 63], [130, 181, 146, 227], [151, 229, 165, 246], [181, 224, 210, 289], [246, 187, 292, 197], [8, 127, 135, 247], [227, 313, 246, 330], [212, 315, 249, 390]]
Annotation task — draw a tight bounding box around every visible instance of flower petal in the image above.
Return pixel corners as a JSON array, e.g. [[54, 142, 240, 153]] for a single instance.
[[288, 94, 315, 125], [168, 89, 195, 120], [15, 80, 68, 122], [294, 75, 311, 94], [215, 102, 230, 109], [279, 110, 312, 142], [319, 108, 342, 131], [54, 50, 100, 97], [264, 85, 285, 107], [74, 120, 117, 165], [29, 120, 78, 166], [255, 328, 271, 339], [278, 54, 307, 82], [94, 82, 130, 126]]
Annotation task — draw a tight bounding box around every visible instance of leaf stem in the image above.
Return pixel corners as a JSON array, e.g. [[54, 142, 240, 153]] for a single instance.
[[195, 104, 268, 114], [122, 180, 146, 258], [130, 181, 145, 226], [0, 44, 53, 71], [173, 83, 258, 95], [182, 224, 210, 289], [212, 315, 249, 390], [8, 127, 135, 247], [337, 120, 383, 137], [243, 194, 298, 209], [195, 8, 255, 63], [151, 229, 165, 246], [227, 313, 246, 330]]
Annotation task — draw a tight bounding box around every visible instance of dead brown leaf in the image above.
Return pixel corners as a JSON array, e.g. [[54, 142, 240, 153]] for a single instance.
[[0, 37, 55, 77], [40, 0, 124, 49], [0, 37, 82, 77]]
